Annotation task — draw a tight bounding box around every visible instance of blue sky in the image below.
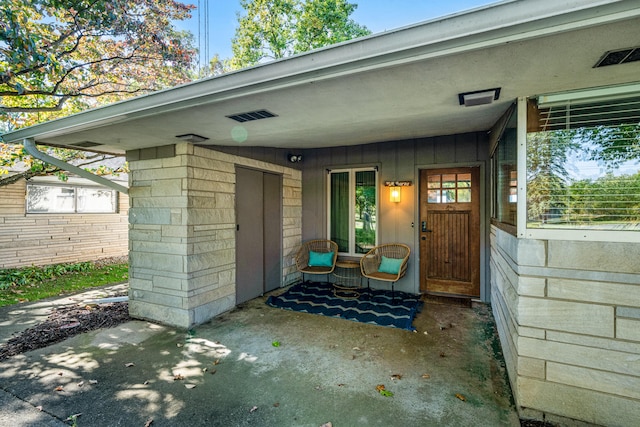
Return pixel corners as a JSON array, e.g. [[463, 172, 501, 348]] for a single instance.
[[176, 0, 498, 65]]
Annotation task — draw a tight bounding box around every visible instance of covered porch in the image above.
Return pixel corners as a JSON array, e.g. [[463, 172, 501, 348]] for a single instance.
[[3, 1, 640, 425]]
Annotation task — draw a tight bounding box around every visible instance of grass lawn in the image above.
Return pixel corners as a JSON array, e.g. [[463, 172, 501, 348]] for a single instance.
[[0, 261, 128, 308]]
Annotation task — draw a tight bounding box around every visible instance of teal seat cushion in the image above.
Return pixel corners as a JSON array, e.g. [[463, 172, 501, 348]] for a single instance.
[[308, 250, 334, 267], [378, 255, 403, 275]]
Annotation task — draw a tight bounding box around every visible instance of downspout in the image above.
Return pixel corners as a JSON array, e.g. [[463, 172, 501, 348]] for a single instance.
[[23, 138, 129, 194]]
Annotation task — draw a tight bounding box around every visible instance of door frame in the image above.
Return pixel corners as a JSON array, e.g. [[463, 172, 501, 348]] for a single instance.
[[414, 162, 487, 301]]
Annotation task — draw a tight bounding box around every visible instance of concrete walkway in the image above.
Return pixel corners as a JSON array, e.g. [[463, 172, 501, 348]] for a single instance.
[[0, 285, 519, 426]]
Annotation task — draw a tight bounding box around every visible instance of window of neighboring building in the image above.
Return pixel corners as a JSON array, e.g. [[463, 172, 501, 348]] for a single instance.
[[27, 183, 118, 213], [491, 104, 518, 228], [525, 89, 640, 233], [328, 168, 378, 255]]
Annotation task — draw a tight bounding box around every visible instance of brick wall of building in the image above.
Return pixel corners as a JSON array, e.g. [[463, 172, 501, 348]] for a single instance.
[[0, 178, 129, 268]]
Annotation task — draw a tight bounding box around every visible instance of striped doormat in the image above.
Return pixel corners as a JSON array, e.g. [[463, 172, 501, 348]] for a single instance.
[[266, 281, 422, 330]]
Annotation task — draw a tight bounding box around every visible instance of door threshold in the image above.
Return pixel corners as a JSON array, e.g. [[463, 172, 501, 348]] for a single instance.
[[423, 292, 474, 307]]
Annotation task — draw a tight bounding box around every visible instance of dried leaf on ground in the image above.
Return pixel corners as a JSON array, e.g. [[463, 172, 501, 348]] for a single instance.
[[89, 380, 98, 385], [35, 406, 43, 411], [144, 418, 154, 427], [185, 384, 196, 389], [320, 423, 333, 427], [77, 381, 84, 387], [421, 373, 431, 379], [273, 402, 280, 407], [213, 359, 220, 365], [375, 384, 386, 392], [249, 406, 258, 413], [173, 374, 184, 381], [455, 393, 466, 401], [124, 362, 135, 368], [391, 374, 402, 380], [54, 385, 64, 392]]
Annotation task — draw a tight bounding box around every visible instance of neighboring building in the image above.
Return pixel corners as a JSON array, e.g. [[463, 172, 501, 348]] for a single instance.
[[2, 1, 639, 425], [0, 175, 129, 268]]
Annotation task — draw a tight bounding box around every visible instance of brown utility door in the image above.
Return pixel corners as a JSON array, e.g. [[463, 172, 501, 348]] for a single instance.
[[419, 167, 480, 297]]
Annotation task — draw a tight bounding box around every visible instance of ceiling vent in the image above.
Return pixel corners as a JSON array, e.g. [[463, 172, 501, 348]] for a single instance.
[[69, 141, 102, 148], [458, 88, 501, 107], [594, 47, 640, 67], [226, 109, 277, 123]]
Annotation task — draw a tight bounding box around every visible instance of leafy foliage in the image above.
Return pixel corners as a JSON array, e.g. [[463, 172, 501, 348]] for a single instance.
[[229, 0, 370, 69], [0, 0, 197, 124], [0, 260, 128, 307], [0, 261, 93, 289]]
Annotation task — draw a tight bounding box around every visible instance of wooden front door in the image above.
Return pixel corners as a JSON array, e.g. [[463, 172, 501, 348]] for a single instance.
[[419, 167, 480, 297]]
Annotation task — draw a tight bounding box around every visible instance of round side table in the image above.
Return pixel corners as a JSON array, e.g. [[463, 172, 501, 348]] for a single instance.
[[332, 259, 361, 298]]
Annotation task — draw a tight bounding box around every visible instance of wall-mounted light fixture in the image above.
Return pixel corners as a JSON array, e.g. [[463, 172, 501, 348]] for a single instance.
[[390, 186, 401, 203], [288, 154, 303, 163], [175, 133, 209, 143], [384, 181, 412, 203]]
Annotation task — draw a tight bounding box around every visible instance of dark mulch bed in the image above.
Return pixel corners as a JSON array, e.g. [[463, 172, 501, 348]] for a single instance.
[[0, 302, 131, 361]]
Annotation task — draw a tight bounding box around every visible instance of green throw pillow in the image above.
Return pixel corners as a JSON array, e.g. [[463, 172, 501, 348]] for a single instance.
[[378, 255, 403, 274], [308, 250, 334, 267]]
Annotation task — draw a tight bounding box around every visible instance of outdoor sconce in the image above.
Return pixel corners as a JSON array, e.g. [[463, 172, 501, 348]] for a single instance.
[[390, 186, 401, 203], [288, 153, 303, 163], [384, 181, 412, 203]]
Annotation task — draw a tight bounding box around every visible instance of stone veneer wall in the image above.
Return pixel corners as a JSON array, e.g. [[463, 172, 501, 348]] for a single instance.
[[0, 178, 129, 268], [490, 225, 640, 426], [127, 143, 302, 328]]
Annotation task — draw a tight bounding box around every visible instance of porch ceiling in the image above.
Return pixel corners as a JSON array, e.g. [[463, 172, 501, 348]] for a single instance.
[[3, 0, 640, 154]]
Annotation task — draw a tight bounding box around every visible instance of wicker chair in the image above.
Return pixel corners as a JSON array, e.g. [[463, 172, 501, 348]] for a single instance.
[[360, 244, 410, 297], [295, 239, 339, 283]]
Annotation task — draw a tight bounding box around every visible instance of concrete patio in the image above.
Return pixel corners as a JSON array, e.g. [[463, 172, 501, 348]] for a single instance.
[[0, 285, 519, 426]]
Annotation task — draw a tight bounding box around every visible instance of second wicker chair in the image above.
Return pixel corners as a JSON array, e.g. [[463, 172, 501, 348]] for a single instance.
[[360, 243, 410, 298]]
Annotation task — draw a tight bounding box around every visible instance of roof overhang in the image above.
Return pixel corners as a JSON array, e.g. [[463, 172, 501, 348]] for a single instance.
[[3, 0, 640, 154]]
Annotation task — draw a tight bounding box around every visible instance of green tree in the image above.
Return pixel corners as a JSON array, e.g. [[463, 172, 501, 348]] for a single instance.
[[1, 0, 197, 124], [229, 0, 370, 69], [1, 0, 196, 186]]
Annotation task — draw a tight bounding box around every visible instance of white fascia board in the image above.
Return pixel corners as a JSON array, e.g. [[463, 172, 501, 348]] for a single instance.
[[2, 0, 638, 145]]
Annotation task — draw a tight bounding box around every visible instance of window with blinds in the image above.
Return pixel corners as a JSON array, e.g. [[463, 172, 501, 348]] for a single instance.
[[526, 94, 640, 230]]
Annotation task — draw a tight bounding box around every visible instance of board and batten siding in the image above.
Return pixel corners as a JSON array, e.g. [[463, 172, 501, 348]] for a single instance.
[[0, 178, 129, 268], [302, 133, 490, 296], [214, 132, 489, 297]]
